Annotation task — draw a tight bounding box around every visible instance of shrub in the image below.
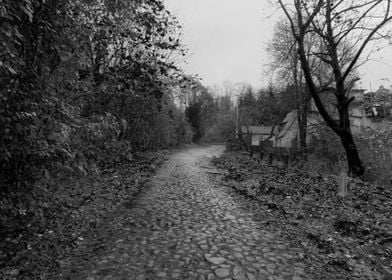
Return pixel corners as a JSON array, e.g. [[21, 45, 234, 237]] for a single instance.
[[301, 126, 392, 188], [357, 129, 392, 188], [301, 127, 347, 175]]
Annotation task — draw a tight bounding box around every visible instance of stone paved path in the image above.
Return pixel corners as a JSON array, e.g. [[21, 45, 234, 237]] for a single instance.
[[64, 145, 313, 280]]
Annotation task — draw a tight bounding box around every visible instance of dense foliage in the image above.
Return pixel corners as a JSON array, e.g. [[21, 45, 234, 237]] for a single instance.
[[0, 0, 193, 190], [238, 85, 295, 127], [184, 84, 236, 142], [0, 1, 194, 277]]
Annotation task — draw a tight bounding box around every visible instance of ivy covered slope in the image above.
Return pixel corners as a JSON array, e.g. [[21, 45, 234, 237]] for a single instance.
[[0, 0, 194, 278]]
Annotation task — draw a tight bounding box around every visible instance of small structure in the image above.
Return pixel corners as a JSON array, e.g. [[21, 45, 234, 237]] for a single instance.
[[348, 86, 392, 131], [349, 88, 366, 102], [241, 126, 274, 147], [240, 111, 322, 161]]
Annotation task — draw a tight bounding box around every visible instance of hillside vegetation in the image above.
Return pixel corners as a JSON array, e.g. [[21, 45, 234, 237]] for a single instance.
[[0, 1, 194, 278]]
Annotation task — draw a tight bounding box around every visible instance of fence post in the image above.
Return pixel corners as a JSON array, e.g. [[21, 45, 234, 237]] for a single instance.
[[268, 153, 273, 165]]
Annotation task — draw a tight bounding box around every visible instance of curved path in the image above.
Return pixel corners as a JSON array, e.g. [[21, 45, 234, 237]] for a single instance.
[[64, 145, 311, 280]]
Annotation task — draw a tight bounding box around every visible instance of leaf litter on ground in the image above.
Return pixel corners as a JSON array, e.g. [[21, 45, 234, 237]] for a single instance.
[[212, 151, 392, 280], [0, 150, 168, 280]]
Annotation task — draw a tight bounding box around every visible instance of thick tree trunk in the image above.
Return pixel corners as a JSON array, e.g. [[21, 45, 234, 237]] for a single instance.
[[339, 130, 364, 177], [335, 94, 365, 178], [296, 38, 365, 177]]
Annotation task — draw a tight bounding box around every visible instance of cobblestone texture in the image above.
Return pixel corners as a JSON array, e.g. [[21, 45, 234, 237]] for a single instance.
[[61, 145, 315, 280]]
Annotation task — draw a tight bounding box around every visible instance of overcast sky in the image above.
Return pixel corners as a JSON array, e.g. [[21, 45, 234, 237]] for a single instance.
[[164, 0, 392, 91]]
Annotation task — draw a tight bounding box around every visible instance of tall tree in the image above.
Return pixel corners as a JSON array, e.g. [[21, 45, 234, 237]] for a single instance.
[[185, 83, 215, 141], [238, 85, 259, 127], [256, 84, 288, 125], [267, 20, 311, 154], [277, 0, 392, 176]]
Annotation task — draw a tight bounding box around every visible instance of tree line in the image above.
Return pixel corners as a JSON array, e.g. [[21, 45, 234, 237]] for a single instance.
[[1, 0, 392, 192]]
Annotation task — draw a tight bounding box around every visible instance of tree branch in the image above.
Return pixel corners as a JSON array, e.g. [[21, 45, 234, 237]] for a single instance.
[[342, 8, 392, 81], [335, 0, 383, 46]]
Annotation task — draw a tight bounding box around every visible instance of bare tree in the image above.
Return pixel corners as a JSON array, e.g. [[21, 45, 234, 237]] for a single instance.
[[277, 0, 392, 177], [267, 20, 311, 155]]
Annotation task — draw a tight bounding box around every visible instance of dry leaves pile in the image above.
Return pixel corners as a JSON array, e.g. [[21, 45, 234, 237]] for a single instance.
[[213, 152, 392, 280]]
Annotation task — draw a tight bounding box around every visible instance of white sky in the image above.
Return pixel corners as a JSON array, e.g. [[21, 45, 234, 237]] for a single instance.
[[164, 0, 392, 91]]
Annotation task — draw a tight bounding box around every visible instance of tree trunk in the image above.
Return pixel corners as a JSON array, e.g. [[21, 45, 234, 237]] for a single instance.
[[292, 47, 308, 157], [335, 94, 365, 178], [295, 36, 365, 178], [297, 106, 308, 155], [339, 130, 364, 177], [296, 92, 310, 157]]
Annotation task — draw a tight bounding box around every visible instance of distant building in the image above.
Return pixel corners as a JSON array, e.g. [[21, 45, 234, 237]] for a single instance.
[[365, 85, 392, 101], [349, 88, 366, 102], [271, 110, 321, 149], [242, 85, 392, 153], [241, 126, 273, 146], [240, 110, 323, 152], [349, 86, 392, 131]]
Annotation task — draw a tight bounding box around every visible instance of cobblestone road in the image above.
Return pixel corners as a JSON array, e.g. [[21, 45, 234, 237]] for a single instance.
[[65, 145, 313, 280]]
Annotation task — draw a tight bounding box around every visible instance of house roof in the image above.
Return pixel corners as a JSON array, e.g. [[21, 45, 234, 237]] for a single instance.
[[274, 110, 321, 140], [275, 111, 296, 140], [241, 126, 273, 135], [351, 88, 366, 94]]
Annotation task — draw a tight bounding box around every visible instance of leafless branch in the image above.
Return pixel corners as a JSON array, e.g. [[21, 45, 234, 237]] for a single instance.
[[342, 8, 392, 81], [335, 1, 383, 46]]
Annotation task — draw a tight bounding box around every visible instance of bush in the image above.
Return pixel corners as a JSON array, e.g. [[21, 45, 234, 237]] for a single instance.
[[357, 129, 392, 188], [300, 127, 347, 175], [0, 86, 60, 192], [300, 126, 392, 188]]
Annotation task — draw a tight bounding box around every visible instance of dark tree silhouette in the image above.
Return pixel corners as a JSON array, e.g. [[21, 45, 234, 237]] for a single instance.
[[278, 0, 392, 177]]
